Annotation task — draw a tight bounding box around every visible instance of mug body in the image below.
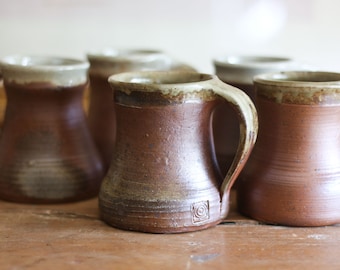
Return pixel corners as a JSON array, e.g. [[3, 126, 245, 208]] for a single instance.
[[237, 71, 340, 226], [99, 71, 227, 233]]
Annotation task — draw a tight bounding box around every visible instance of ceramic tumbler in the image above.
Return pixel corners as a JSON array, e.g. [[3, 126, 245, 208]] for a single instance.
[[0, 55, 104, 203], [87, 49, 195, 171], [237, 71, 340, 226], [99, 71, 258, 233], [213, 56, 297, 176]]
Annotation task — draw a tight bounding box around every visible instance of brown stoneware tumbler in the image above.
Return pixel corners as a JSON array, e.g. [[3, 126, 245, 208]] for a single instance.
[[237, 71, 340, 226], [0, 55, 104, 203], [87, 49, 195, 172], [213, 56, 296, 176], [99, 71, 258, 233]]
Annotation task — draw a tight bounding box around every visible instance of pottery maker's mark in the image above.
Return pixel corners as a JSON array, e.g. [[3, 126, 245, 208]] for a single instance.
[[191, 200, 210, 224]]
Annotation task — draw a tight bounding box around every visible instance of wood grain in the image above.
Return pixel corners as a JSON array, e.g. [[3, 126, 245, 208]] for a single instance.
[[1, 191, 339, 270]]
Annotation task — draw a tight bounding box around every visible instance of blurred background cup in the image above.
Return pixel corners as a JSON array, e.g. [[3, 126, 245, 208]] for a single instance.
[[0, 55, 104, 203], [87, 48, 195, 171], [212, 55, 300, 179]]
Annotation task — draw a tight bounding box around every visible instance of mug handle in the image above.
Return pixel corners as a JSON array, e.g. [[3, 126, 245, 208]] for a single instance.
[[208, 77, 258, 210]]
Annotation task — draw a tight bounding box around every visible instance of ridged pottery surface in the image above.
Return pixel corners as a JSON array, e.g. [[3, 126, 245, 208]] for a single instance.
[[237, 71, 340, 226], [0, 55, 104, 203], [99, 71, 258, 233], [87, 49, 195, 171]]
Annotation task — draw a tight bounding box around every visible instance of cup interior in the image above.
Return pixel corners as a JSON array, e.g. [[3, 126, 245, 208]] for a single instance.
[[270, 71, 340, 82], [110, 71, 212, 85], [99, 48, 161, 57], [261, 71, 340, 83], [215, 55, 291, 67], [87, 49, 165, 62]]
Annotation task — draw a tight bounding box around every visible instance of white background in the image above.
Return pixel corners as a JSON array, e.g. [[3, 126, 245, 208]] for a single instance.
[[1, 0, 339, 73]]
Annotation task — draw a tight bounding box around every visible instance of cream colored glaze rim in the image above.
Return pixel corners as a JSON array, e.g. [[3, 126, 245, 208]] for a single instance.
[[0, 55, 89, 86], [87, 48, 164, 61], [108, 71, 215, 96], [254, 71, 340, 88], [254, 71, 340, 104], [214, 55, 292, 68], [214, 55, 296, 85], [87, 49, 178, 77]]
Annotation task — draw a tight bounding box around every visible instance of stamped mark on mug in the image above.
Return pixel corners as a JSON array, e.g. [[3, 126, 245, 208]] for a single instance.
[[191, 200, 210, 224]]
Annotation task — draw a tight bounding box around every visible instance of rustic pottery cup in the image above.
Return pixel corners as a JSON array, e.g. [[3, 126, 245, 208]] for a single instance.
[[213, 56, 296, 176], [99, 71, 258, 233], [237, 71, 340, 226], [87, 49, 195, 171], [0, 55, 105, 203]]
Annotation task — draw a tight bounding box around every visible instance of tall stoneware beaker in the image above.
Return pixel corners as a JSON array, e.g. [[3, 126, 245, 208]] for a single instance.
[[213, 56, 296, 176], [87, 49, 195, 171], [238, 71, 340, 226], [0, 55, 104, 203]]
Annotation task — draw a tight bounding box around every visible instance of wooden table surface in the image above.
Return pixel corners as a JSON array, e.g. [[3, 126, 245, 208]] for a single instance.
[[1, 191, 340, 270]]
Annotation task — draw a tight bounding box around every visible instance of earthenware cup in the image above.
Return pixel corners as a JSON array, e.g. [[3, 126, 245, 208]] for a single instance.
[[0, 55, 105, 203], [213, 56, 296, 176], [237, 71, 340, 226], [99, 71, 258, 233], [87, 49, 195, 171]]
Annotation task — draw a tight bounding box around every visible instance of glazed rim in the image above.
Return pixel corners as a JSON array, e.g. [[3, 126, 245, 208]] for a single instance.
[[109, 70, 212, 84], [108, 71, 217, 95], [214, 55, 291, 68], [0, 55, 89, 71], [254, 71, 340, 87], [0, 55, 89, 87], [87, 48, 164, 61]]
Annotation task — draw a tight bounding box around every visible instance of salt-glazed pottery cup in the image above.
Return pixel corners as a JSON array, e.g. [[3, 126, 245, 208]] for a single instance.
[[237, 71, 340, 226], [99, 71, 258, 233], [213, 56, 297, 176], [87, 49, 195, 171], [0, 55, 105, 203]]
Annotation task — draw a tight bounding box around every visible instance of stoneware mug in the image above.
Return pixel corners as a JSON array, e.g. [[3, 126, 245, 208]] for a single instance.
[[237, 71, 340, 226], [87, 49, 195, 171], [213, 56, 297, 176], [99, 71, 258, 233], [0, 55, 105, 203]]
